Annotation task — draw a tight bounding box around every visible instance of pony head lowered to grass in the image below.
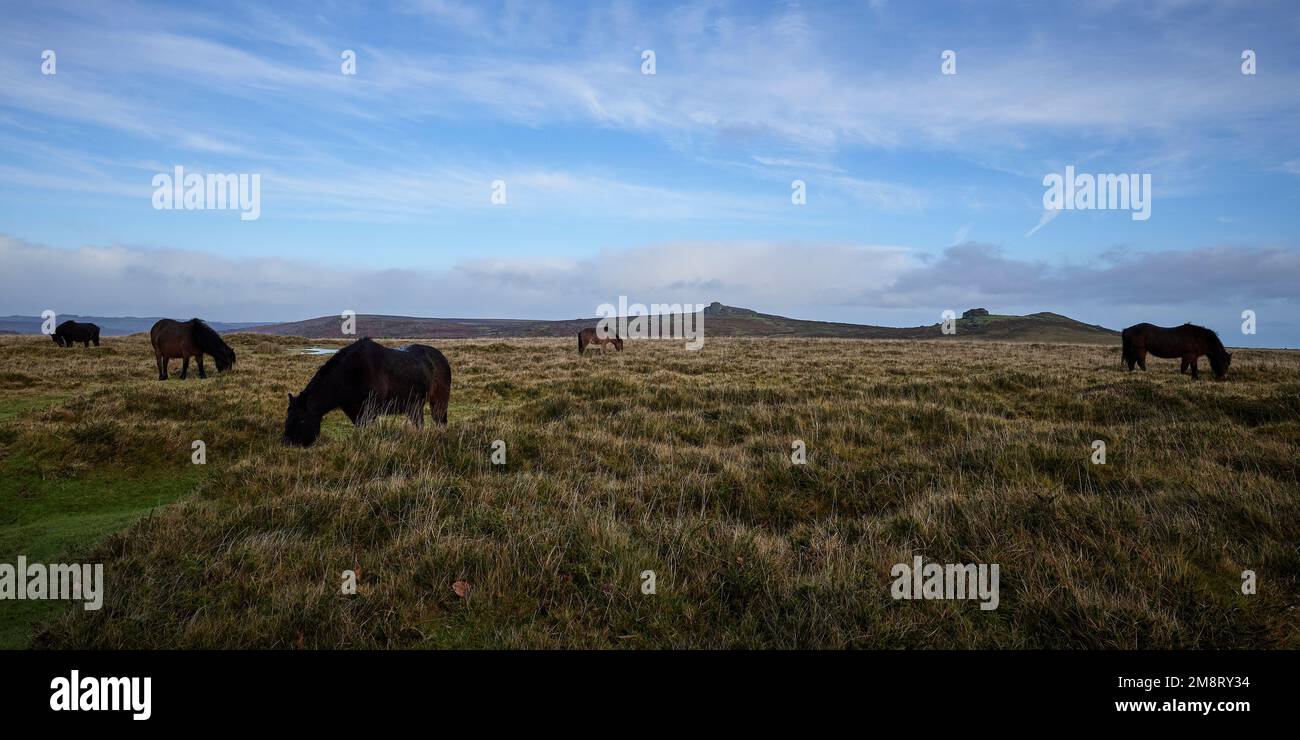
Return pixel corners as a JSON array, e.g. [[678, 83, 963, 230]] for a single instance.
[[283, 338, 451, 447], [1121, 322, 1231, 380], [149, 318, 236, 380]]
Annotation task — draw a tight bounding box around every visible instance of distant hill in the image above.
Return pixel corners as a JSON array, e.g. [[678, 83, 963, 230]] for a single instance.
[[245, 302, 1120, 344], [0, 315, 270, 336]]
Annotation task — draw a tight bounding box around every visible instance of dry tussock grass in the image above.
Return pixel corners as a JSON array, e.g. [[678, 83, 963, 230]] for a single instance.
[[2, 333, 1297, 648]]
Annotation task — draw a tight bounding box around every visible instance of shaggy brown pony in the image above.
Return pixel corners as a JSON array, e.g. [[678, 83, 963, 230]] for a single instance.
[[150, 318, 236, 380], [578, 326, 624, 355], [283, 337, 451, 447], [1121, 322, 1232, 380], [52, 320, 100, 347]]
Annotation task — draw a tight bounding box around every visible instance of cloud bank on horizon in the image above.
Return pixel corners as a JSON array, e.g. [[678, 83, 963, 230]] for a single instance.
[[0, 0, 1298, 345], [5, 234, 1299, 346]]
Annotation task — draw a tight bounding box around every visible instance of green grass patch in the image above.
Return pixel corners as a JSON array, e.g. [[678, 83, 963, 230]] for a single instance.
[[0, 395, 65, 423], [0, 452, 201, 648]]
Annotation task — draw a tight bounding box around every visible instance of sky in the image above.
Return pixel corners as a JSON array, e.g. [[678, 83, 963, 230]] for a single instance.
[[1, 0, 1298, 346]]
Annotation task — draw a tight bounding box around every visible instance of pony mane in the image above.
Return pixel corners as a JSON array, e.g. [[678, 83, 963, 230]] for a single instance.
[[190, 318, 236, 369], [301, 338, 372, 393], [1184, 323, 1230, 373], [1182, 323, 1225, 349]]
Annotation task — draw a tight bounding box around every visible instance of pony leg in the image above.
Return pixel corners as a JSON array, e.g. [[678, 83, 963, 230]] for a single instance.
[[1180, 359, 1189, 374], [341, 403, 362, 426], [197, 355, 207, 379], [1137, 351, 1147, 371], [1189, 357, 1199, 379], [429, 383, 450, 425], [353, 398, 378, 427], [407, 401, 425, 429], [180, 356, 189, 379]]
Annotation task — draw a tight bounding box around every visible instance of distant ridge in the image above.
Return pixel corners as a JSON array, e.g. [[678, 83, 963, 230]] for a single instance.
[[244, 304, 1120, 344]]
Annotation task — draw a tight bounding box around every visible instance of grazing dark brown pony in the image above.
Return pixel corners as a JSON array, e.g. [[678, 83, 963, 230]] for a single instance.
[[577, 326, 623, 355], [52, 320, 100, 347], [1121, 322, 1232, 380], [150, 318, 236, 380], [283, 337, 451, 447]]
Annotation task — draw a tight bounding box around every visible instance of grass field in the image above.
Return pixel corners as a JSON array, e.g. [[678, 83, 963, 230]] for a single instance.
[[1, 332, 1298, 648]]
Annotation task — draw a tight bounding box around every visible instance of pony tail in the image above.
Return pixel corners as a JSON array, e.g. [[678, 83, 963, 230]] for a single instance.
[[191, 319, 236, 370]]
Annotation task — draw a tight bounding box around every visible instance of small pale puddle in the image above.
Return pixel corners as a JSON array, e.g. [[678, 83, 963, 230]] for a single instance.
[[299, 346, 339, 355]]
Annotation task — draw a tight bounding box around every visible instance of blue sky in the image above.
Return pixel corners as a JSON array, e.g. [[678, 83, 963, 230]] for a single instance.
[[2, 0, 1299, 345]]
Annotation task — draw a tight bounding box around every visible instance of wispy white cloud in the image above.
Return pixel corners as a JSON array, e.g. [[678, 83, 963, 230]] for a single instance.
[[1, 0, 1298, 332], [7, 2, 1297, 165], [1025, 208, 1061, 237]]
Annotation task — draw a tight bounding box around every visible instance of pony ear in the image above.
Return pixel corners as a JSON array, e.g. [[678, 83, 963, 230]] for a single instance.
[[288, 393, 295, 403]]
